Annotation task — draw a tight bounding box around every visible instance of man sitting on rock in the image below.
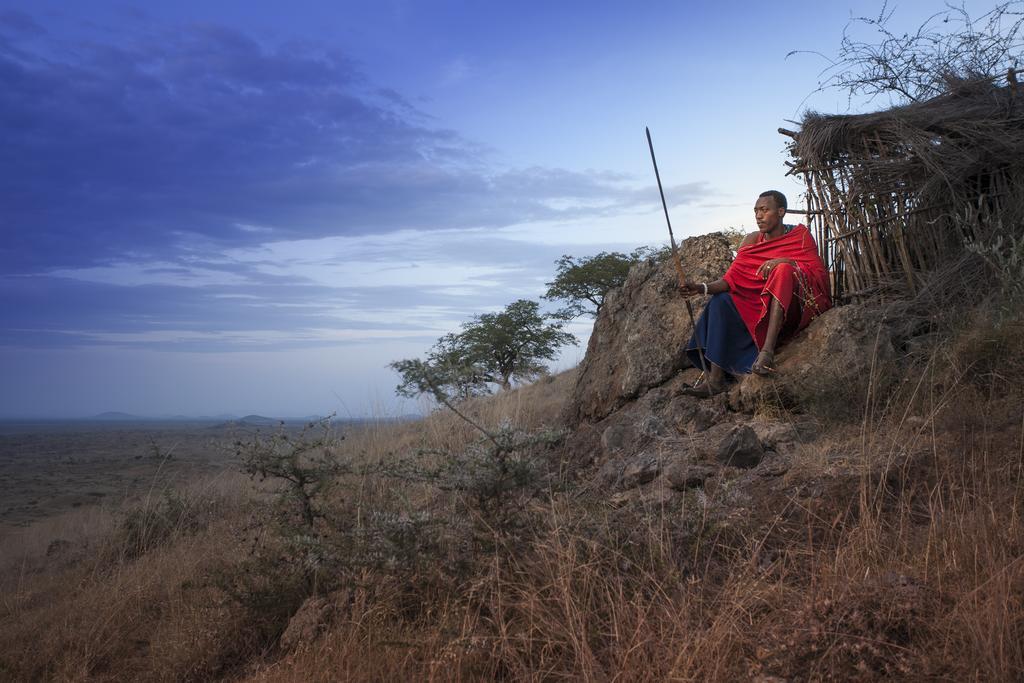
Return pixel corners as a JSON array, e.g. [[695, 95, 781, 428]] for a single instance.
[[678, 190, 831, 396]]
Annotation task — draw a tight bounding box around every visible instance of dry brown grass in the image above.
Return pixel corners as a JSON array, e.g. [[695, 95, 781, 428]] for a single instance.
[[2, 356, 1023, 681], [0, 471, 257, 681], [349, 369, 577, 455]]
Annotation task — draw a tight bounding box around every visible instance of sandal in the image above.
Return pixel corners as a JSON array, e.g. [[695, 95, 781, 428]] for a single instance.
[[680, 379, 730, 398], [751, 349, 776, 376]]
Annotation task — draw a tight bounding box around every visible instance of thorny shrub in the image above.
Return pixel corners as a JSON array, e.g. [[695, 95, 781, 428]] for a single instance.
[[114, 489, 218, 562], [967, 230, 1024, 320], [216, 408, 568, 648]]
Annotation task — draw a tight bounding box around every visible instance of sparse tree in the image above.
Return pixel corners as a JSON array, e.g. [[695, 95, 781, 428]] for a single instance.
[[391, 350, 490, 404], [236, 418, 342, 530], [543, 247, 662, 319], [391, 299, 576, 399]]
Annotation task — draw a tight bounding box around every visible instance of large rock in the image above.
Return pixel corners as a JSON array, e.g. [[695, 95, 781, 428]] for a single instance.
[[564, 233, 734, 424], [736, 302, 896, 414]]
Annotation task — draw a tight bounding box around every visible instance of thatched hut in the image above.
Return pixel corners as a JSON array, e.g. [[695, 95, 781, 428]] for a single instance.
[[784, 73, 1024, 301]]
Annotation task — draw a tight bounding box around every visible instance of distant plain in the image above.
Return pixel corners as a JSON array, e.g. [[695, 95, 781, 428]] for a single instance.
[[0, 420, 290, 538]]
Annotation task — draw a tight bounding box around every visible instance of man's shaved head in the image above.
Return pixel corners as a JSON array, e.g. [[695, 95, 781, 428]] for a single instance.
[[758, 190, 787, 210]]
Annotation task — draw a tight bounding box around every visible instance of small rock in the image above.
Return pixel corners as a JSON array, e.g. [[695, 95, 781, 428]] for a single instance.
[[716, 425, 764, 469], [640, 386, 672, 412], [280, 595, 330, 651], [597, 458, 625, 487], [756, 452, 789, 477], [637, 414, 668, 438], [601, 423, 636, 455], [667, 397, 700, 433], [751, 421, 799, 447], [690, 404, 724, 433], [620, 453, 660, 488], [665, 462, 716, 490]]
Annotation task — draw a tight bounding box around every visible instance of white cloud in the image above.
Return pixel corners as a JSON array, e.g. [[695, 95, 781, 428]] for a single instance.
[[54, 327, 442, 346], [322, 304, 466, 330], [234, 222, 275, 234], [49, 261, 251, 288], [225, 228, 523, 289], [494, 211, 668, 247]]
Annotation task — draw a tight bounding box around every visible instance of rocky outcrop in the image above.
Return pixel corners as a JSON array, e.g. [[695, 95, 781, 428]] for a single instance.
[[564, 233, 734, 424], [560, 230, 902, 516]]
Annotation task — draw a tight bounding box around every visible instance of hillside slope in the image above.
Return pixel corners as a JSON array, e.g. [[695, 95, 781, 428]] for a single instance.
[[1, 298, 1022, 681]]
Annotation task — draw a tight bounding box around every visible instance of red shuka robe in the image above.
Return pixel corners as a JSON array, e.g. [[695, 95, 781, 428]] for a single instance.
[[722, 224, 832, 350]]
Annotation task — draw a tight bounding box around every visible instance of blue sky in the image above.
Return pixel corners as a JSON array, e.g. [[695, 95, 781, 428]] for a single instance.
[[1, 0, 943, 418]]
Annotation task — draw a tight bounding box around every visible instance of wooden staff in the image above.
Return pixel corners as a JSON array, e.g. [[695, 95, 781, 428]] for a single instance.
[[645, 126, 711, 394]]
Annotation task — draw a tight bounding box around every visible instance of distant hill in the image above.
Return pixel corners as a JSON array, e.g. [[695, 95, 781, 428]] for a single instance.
[[91, 412, 242, 422], [212, 415, 284, 428], [91, 411, 143, 421], [212, 415, 422, 430], [79, 413, 420, 426], [238, 415, 279, 425]]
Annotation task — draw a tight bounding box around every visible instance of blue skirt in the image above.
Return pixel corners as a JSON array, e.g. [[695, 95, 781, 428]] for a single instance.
[[685, 293, 758, 375]]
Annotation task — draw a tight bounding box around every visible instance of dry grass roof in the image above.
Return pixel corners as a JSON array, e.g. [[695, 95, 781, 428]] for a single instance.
[[787, 75, 1024, 300]]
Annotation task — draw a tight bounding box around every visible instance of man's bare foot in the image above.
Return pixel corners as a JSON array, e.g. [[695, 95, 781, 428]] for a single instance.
[[751, 349, 775, 376]]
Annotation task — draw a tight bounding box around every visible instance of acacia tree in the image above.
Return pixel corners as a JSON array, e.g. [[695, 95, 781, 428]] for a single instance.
[[543, 247, 661, 319], [391, 299, 576, 400], [391, 332, 494, 403]]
